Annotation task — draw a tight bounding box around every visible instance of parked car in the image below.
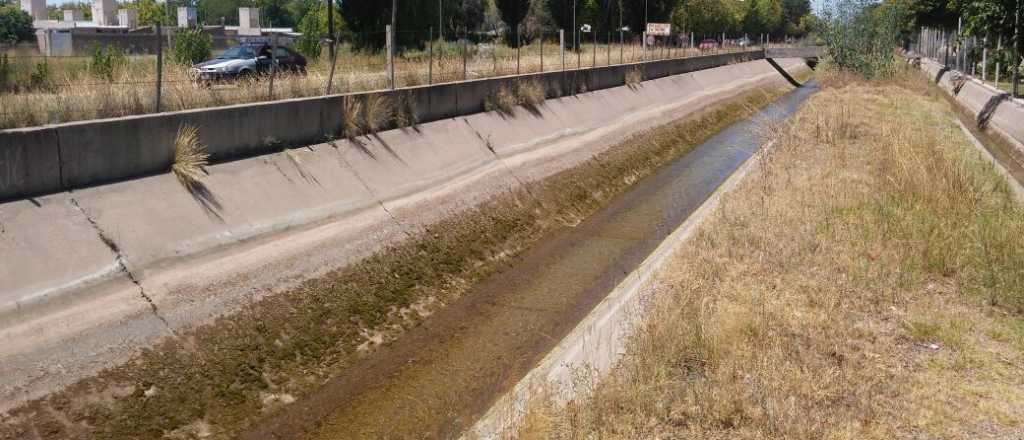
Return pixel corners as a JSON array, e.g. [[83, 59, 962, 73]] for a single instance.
[[191, 44, 307, 82], [737, 37, 752, 47], [698, 39, 719, 51]]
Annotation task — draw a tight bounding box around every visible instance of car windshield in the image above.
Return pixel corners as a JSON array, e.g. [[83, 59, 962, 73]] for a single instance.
[[216, 47, 256, 59]]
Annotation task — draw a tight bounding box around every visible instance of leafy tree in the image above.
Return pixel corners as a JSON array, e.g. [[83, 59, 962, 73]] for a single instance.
[[198, 0, 242, 25], [136, 0, 172, 25], [496, 0, 529, 44], [522, 0, 556, 39], [820, 0, 908, 77], [672, 0, 742, 36], [0, 4, 33, 44], [257, 0, 294, 28], [294, 1, 345, 59], [743, 0, 784, 36], [173, 27, 212, 65]]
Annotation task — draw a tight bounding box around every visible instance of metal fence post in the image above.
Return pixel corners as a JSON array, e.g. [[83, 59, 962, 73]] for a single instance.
[[642, 31, 647, 60], [1013, 1, 1021, 98], [592, 31, 597, 67], [154, 22, 162, 113], [325, 30, 338, 94], [516, 26, 521, 75], [462, 29, 468, 80], [560, 29, 565, 71], [540, 32, 544, 72], [996, 37, 1002, 88], [386, 25, 395, 89], [269, 32, 277, 99], [428, 27, 434, 85]]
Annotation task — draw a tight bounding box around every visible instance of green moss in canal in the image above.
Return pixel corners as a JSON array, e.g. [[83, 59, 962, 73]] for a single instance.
[[0, 82, 796, 440]]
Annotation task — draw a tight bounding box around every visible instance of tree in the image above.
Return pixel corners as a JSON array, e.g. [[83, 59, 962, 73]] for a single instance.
[[522, 0, 556, 39], [198, 0, 242, 25], [781, 0, 811, 35], [173, 27, 212, 65], [342, 0, 485, 49], [743, 0, 783, 36], [496, 0, 530, 44], [0, 4, 33, 45], [294, 1, 345, 59], [256, 0, 294, 28], [136, 0, 172, 25], [672, 0, 742, 36]]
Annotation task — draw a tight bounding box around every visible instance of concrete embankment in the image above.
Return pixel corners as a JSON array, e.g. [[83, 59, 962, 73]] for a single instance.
[[0, 58, 807, 411], [0, 51, 763, 202], [916, 57, 1024, 155], [469, 81, 818, 438]]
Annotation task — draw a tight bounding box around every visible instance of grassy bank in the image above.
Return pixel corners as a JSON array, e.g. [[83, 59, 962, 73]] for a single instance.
[[518, 69, 1024, 439], [0, 78, 793, 440]]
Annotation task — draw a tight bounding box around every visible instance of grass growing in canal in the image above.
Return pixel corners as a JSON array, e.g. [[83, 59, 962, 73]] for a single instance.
[[0, 77, 797, 439], [518, 67, 1024, 439]]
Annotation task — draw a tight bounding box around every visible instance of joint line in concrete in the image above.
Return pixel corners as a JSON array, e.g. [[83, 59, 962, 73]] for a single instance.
[[332, 141, 416, 240], [68, 197, 175, 333], [467, 125, 549, 211]]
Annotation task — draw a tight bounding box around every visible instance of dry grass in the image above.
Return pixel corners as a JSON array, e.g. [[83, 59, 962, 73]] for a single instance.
[[170, 124, 209, 187], [362, 93, 392, 134], [625, 67, 643, 85], [341, 95, 363, 138], [0, 42, 767, 129], [519, 70, 1024, 439], [485, 80, 547, 114], [516, 79, 547, 108]]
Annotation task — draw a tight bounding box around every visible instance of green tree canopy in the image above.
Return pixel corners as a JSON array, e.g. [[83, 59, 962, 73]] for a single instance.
[[672, 0, 743, 36], [496, 0, 530, 41], [0, 4, 33, 44]]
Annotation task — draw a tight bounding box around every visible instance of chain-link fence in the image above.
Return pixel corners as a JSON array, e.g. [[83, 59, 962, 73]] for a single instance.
[[0, 27, 796, 130], [916, 26, 1022, 99]]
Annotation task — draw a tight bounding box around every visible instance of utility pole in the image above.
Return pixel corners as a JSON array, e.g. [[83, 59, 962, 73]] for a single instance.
[[572, 0, 577, 54], [327, 0, 334, 59], [1013, 0, 1021, 98], [389, 0, 397, 89]]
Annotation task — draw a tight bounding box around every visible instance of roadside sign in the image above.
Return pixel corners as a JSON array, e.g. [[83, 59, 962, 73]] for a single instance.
[[646, 23, 671, 36]]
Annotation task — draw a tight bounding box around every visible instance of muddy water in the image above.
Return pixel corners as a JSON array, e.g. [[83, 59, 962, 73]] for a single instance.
[[244, 81, 818, 440]]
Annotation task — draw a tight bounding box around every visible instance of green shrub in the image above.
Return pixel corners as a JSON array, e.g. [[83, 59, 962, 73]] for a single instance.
[[0, 54, 9, 89], [174, 28, 213, 66], [0, 4, 34, 44], [818, 0, 907, 78], [29, 61, 50, 90], [295, 10, 322, 61], [89, 44, 127, 81]]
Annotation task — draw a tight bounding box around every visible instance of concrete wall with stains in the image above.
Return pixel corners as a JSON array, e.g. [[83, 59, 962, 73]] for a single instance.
[[0, 51, 764, 202]]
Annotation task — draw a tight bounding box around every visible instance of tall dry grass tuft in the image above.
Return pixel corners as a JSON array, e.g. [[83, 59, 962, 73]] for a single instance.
[[342, 95, 364, 138], [485, 84, 519, 114], [171, 124, 209, 187], [519, 69, 1024, 439], [362, 93, 392, 134], [516, 80, 546, 108], [624, 67, 643, 85]]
